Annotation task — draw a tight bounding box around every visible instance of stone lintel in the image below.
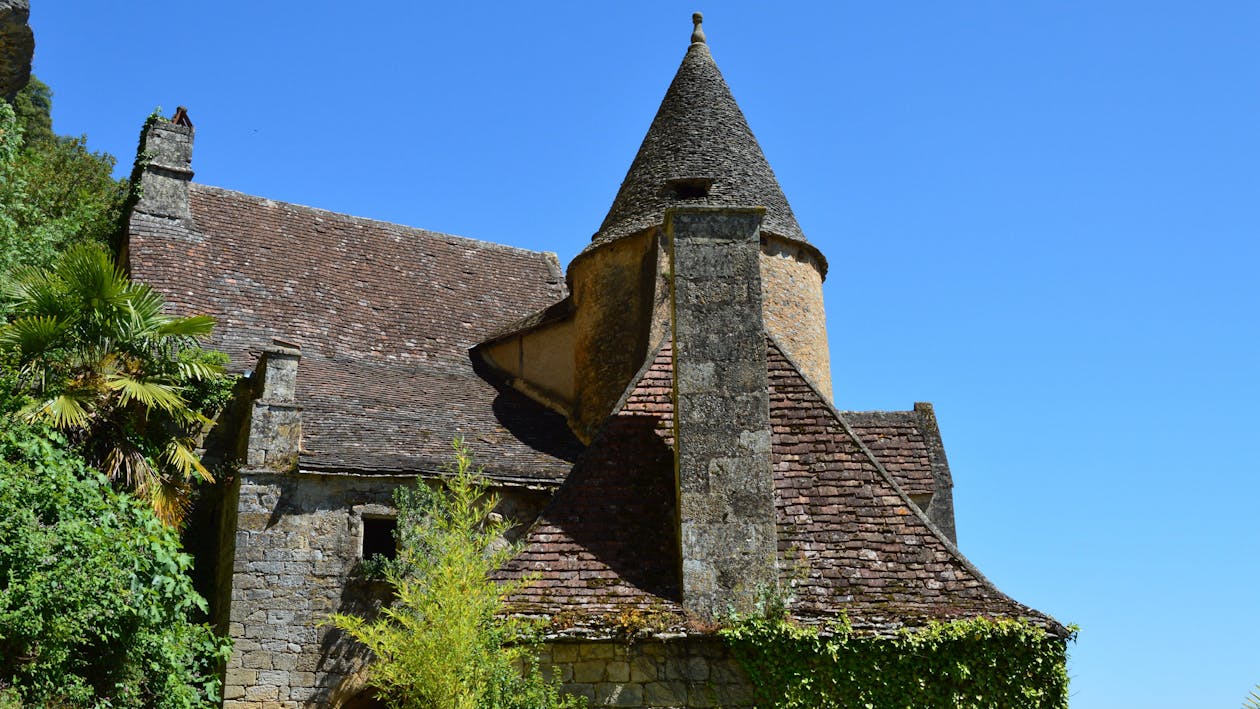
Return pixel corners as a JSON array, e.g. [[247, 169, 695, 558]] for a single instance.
[[667, 206, 777, 620]]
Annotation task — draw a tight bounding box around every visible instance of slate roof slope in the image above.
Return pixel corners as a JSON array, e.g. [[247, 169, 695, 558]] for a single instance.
[[589, 34, 811, 257], [499, 338, 1063, 635], [127, 184, 581, 481]]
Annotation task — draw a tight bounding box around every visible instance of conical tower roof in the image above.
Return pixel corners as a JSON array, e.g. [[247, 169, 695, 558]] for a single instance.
[[591, 14, 807, 247]]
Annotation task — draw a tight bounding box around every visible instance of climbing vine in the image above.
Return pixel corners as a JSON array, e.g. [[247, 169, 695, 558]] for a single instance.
[[720, 614, 1075, 709]]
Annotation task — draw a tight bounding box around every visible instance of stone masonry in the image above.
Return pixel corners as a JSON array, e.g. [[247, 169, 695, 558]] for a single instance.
[[536, 638, 753, 709], [668, 207, 778, 619]]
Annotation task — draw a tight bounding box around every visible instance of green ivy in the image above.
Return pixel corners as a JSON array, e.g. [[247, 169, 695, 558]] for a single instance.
[[720, 614, 1075, 709]]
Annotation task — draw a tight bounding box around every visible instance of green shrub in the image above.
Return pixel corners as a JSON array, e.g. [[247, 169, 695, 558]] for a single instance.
[[0, 422, 231, 707], [327, 439, 584, 709]]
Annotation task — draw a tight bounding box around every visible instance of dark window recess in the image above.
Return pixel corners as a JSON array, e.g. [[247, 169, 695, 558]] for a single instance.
[[362, 517, 398, 560], [665, 177, 713, 200]]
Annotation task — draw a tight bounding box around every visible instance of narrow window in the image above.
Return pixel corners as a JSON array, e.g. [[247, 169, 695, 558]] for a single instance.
[[361, 516, 398, 561]]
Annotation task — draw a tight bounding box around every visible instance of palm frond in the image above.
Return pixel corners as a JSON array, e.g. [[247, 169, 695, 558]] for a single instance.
[[163, 438, 212, 484], [21, 393, 92, 429], [176, 357, 225, 381], [157, 314, 216, 339], [56, 243, 131, 311], [150, 477, 192, 528], [0, 314, 70, 359], [0, 264, 64, 315], [103, 442, 155, 490], [104, 373, 187, 414], [1243, 685, 1260, 709]]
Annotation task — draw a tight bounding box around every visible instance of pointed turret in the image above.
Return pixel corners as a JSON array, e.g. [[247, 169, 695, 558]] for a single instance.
[[592, 13, 806, 246]]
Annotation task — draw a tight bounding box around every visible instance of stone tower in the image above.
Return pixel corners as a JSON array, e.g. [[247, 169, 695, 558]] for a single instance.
[[564, 13, 832, 438]]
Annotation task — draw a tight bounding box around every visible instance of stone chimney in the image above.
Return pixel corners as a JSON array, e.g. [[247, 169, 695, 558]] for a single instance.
[[135, 108, 195, 220], [668, 206, 778, 620], [243, 341, 303, 472]]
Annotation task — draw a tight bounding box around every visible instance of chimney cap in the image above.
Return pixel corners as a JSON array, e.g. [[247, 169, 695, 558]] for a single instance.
[[171, 106, 193, 127]]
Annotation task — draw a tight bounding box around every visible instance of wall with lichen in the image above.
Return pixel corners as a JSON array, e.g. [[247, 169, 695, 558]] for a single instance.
[[221, 472, 550, 707], [535, 638, 754, 708]]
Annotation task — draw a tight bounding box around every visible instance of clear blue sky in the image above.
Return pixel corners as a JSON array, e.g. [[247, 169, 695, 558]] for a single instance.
[[29, 3, 1260, 706]]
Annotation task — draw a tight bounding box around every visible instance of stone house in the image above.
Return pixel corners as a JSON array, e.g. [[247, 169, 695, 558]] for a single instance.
[[124, 15, 1065, 709]]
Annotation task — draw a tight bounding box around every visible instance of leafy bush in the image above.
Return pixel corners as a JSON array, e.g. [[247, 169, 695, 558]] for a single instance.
[[327, 439, 584, 709], [0, 422, 231, 707]]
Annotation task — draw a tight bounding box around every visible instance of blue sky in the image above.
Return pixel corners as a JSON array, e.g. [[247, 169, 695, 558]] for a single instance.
[[28, 3, 1260, 706]]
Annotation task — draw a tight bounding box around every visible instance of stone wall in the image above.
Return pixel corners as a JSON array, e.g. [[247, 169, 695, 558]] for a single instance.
[[221, 472, 549, 707], [569, 229, 662, 440], [0, 0, 33, 102], [759, 235, 831, 401], [536, 638, 754, 708]]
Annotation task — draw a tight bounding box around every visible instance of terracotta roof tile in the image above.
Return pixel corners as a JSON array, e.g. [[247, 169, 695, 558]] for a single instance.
[[500, 338, 1063, 635], [496, 342, 681, 621], [839, 412, 938, 497], [128, 184, 579, 481]]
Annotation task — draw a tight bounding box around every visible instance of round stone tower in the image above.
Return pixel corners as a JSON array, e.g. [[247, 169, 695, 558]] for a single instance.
[[567, 14, 832, 438]]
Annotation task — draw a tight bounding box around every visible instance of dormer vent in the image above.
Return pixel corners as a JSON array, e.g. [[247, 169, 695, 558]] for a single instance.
[[665, 177, 712, 200]]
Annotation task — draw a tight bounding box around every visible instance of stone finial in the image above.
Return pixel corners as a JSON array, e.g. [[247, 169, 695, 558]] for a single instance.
[[691, 12, 706, 44]]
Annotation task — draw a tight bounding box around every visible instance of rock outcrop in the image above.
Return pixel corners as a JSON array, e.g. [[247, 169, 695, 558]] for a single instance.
[[0, 0, 33, 102]]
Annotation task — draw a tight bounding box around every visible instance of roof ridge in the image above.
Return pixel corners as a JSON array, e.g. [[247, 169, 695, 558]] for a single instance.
[[189, 183, 562, 260], [763, 334, 1065, 634]]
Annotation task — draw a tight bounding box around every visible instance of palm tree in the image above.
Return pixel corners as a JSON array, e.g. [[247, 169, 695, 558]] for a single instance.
[[0, 243, 223, 525]]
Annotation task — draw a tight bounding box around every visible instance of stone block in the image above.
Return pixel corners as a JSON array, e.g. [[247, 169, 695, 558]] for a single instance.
[[580, 642, 616, 659], [572, 660, 606, 683], [551, 642, 580, 663], [244, 684, 279, 701], [644, 680, 686, 705], [595, 682, 643, 707], [630, 654, 658, 681], [605, 660, 630, 683], [243, 650, 275, 670], [225, 668, 257, 686], [258, 669, 290, 686]]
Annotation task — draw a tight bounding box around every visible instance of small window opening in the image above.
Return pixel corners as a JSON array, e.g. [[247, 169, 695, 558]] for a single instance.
[[362, 517, 397, 561], [665, 177, 712, 200]]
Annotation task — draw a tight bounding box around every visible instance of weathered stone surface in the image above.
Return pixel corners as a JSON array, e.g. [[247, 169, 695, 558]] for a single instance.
[[541, 639, 752, 709], [221, 471, 548, 707], [668, 207, 777, 620], [135, 120, 194, 220], [0, 0, 33, 102]]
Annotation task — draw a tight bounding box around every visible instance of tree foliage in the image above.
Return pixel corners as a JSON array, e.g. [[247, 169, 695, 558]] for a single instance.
[[0, 421, 231, 707], [0, 243, 231, 525], [327, 440, 584, 709], [0, 76, 127, 274]]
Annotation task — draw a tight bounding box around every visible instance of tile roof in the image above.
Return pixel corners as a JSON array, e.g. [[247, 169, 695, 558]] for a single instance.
[[127, 184, 580, 481], [494, 341, 682, 623], [588, 37, 822, 273], [499, 338, 1063, 635], [844, 411, 941, 498]]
